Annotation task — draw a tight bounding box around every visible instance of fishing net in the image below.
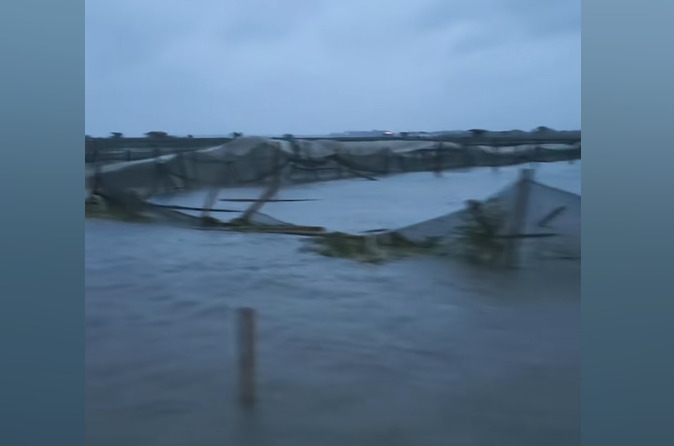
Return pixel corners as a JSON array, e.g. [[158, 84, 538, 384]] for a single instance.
[[305, 172, 581, 265], [86, 136, 580, 195]]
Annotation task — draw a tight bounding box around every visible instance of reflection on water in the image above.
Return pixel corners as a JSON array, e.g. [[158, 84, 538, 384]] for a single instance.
[[86, 164, 580, 446]]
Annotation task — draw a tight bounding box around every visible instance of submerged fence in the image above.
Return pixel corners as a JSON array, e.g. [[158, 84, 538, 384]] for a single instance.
[[86, 137, 581, 196], [85, 135, 581, 164]]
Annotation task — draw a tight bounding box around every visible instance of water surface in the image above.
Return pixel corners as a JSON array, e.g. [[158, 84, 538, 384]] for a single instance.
[[86, 163, 581, 446]]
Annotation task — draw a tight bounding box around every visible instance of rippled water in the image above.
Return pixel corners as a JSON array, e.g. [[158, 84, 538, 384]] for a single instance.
[[86, 163, 581, 446]]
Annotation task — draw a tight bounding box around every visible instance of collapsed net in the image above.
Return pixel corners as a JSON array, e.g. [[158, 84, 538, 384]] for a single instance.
[[86, 136, 580, 196]]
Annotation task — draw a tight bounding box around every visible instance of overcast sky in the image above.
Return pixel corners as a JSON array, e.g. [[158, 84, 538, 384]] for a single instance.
[[85, 0, 580, 137]]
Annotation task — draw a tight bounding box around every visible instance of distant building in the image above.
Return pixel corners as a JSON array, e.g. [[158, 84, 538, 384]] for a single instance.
[[468, 129, 488, 137], [336, 130, 396, 138], [432, 130, 470, 138], [406, 132, 432, 138], [110, 132, 124, 138], [144, 131, 169, 138]]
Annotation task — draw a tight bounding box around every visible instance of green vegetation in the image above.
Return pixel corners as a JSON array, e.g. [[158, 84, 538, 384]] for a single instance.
[[85, 195, 152, 222], [303, 231, 442, 264], [452, 199, 507, 264]]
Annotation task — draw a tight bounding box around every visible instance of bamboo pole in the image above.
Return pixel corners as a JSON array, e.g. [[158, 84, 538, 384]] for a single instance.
[[503, 168, 534, 268], [237, 307, 257, 408]]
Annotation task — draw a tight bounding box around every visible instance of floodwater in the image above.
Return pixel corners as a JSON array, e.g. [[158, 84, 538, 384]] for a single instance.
[[85, 162, 581, 446]]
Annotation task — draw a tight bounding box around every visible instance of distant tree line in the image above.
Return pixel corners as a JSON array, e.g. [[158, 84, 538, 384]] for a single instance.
[[96, 131, 246, 139], [88, 126, 576, 140]]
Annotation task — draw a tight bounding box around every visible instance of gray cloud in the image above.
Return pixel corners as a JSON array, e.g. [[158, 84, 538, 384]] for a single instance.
[[85, 0, 580, 136]]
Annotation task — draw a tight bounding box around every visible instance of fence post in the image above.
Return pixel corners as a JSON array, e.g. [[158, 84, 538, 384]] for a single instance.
[[492, 146, 500, 172], [502, 168, 534, 268], [433, 142, 443, 177], [92, 139, 101, 193], [237, 307, 257, 408], [191, 149, 200, 187]]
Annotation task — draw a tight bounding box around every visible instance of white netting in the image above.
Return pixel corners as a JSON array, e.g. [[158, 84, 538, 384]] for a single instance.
[[375, 174, 581, 263], [86, 136, 580, 195]]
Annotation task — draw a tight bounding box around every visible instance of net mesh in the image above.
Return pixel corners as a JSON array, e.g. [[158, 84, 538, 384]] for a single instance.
[[86, 136, 580, 195]]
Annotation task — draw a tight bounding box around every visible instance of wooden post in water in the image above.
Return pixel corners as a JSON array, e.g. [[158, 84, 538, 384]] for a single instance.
[[433, 142, 443, 177], [502, 168, 534, 268], [492, 146, 501, 173], [237, 307, 257, 408], [191, 149, 200, 187], [92, 139, 102, 193]]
